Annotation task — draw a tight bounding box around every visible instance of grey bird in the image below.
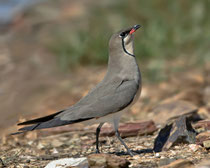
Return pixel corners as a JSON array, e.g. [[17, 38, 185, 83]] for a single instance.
[[13, 24, 142, 156]]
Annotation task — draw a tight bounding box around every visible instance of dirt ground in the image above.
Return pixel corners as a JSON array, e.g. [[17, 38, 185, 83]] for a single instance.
[[0, 64, 210, 167], [0, 1, 209, 167], [0, 128, 209, 167]]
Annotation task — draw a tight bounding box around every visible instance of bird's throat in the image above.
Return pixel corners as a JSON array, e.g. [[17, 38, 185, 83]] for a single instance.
[[121, 38, 134, 57]]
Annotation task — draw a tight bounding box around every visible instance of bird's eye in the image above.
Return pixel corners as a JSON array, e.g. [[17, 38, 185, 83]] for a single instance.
[[119, 30, 130, 38], [120, 32, 126, 37]]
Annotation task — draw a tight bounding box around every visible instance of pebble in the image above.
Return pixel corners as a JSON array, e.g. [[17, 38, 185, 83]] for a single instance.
[[197, 159, 210, 168], [51, 139, 64, 147], [27, 141, 33, 145], [26, 159, 30, 163], [159, 158, 176, 166], [133, 155, 140, 160], [87, 154, 130, 168], [144, 142, 151, 147], [174, 146, 180, 149], [203, 140, 210, 149], [37, 142, 45, 150], [189, 144, 200, 152], [161, 159, 194, 168], [170, 150, 177, 155], [23, 166, 29, 168], [45, 157, 88, 168], [52, 148, 59, 154], [155, 153, 160, 158]]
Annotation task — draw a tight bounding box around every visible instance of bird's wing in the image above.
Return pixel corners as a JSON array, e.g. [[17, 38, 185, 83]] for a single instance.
[[59, 79, 139, 121], [15, 79, 139, 132]]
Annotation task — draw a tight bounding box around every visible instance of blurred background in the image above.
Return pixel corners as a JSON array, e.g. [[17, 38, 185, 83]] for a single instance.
[[0, 0, 210, 134]]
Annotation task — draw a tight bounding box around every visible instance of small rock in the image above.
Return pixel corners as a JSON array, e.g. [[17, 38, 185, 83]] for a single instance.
[[27, 141, 33, 145], [170, 150, 177, 155], [203, 140, 210, 149], [197, 108, 210, 121], [189, 144, 200, 152], [88, 154, 106, 167], [51, 139, 64, 147], [161, 159, 194, 168], [194, 120, 210, 132], [26, 159, 30, 163], [45, 157, 88, 168], [23, 166, 29, 168], [40, 155, 57, 160], [196, 132, 210, 145], [52, 148, 59, 154], [196, 159, 210, 168], [87, 154, 130, 168], [155, 153, 160, 158], [144, 142, 151, 147], [37, 142, 45, 150], [159, 158, 176, 167], [133, 155, 140, 160], [100, 120, 157, 138]]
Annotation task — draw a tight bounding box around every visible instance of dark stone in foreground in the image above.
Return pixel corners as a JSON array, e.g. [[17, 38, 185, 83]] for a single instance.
[[87, 154, 130, 168], [154, 116, 197, 152]]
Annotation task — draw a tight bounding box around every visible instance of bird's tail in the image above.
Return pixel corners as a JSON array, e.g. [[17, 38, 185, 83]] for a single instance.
[[11, 110, 93, 135], [18, 110, 64, 126], [11, 110, 66, 135]]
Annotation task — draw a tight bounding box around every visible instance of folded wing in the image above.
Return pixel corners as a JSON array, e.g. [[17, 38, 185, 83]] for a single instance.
[[14, 79, 138, 133]]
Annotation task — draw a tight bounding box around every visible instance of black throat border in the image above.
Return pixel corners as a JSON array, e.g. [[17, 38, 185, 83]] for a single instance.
[[121, 38, 135, 57]]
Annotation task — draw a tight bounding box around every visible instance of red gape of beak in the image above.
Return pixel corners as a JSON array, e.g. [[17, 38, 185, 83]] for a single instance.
[[129, 28, 136, 34], [129, 24, 141, 34]]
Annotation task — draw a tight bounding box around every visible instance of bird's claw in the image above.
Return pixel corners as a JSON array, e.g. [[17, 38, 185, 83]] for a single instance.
[[95, 149, 100, 154]]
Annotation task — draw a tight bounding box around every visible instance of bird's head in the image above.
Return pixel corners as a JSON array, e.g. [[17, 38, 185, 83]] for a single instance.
[[109, 24, 141, 57]]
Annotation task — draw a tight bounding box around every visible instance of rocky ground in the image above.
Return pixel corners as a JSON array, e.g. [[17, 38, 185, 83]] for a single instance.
[[0, 1, 209, 167], [0, 119, 209, 167], [0, 65, 210, 168]]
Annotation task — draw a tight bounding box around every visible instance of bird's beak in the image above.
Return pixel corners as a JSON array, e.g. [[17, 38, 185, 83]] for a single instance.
[[129, 24, 141, 35]]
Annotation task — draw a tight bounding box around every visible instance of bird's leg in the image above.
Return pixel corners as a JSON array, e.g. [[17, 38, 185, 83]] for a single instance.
[[96, 123, 104, 153], [115, 130, 134, 156], [113, 120, 134, 156]]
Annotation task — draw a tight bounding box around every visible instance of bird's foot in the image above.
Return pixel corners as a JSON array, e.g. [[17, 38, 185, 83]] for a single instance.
[[95, 149, 100, 154], [127, 149, 134, 157]]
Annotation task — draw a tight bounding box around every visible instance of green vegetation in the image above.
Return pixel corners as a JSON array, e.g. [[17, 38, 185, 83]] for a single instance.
[[46, 0, 210, 81]]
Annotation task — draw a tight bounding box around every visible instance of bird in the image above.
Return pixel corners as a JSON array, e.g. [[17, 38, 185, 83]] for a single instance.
[[13, 24, 142, 156]]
